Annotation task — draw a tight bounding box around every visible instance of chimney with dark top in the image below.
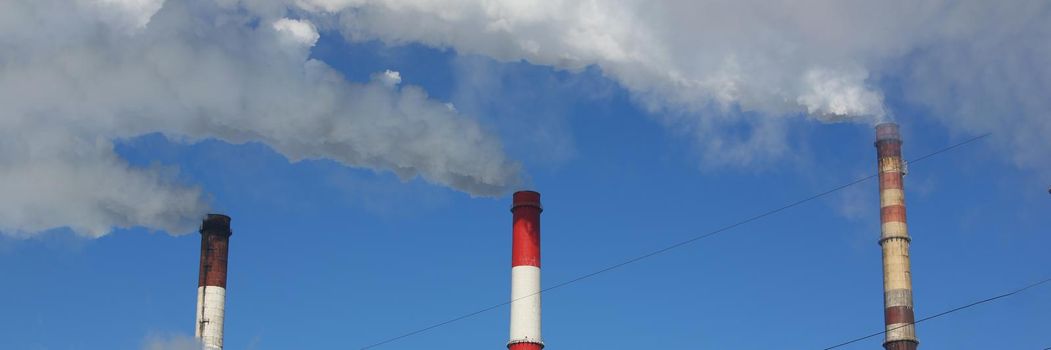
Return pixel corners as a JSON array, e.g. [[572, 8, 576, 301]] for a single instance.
[[875, 123, 919, 350], [195, 214, 232, 350]]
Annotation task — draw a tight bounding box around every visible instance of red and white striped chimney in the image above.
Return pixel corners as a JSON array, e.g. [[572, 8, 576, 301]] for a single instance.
[[196, 214, 232, 350], [509, 191, 544, 350], [875, 123, 919, 350]]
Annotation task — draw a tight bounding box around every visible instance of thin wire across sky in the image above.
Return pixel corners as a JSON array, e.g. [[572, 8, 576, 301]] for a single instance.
[[360, 133, 997, 349], [821, 277, 1051, 349]]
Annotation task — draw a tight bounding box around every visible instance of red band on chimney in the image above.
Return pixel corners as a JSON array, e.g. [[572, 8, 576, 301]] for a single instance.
[[879, 175, 903, 190], [508, 342, 544, 350], [881, 205, 908, 223], [512, 191, 542, 267], [884, 305, 917, 325], [198, 214, 232, 288]]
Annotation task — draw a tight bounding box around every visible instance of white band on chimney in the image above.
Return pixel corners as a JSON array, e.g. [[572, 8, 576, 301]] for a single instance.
[[509, 265, 543, 345], [195, 286, 226, 350]]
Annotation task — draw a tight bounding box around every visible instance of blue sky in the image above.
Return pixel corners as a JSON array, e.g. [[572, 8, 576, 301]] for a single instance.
[[1, 1, 1050, 349]]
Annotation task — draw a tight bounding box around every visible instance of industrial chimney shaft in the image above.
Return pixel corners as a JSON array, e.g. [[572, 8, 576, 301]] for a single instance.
[[875, 123, 919, 350], [196, 214, 232, 350], [509, 191, 544, 350]]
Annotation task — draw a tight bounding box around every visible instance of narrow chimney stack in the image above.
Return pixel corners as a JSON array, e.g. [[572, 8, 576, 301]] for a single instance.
[[509, 191, 544, 350], [196, 214, 232, 350], [875, 123, 919, 350]]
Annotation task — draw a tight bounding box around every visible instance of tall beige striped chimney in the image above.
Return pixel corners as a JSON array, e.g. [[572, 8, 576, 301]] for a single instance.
[[875, 123, 919, 350]]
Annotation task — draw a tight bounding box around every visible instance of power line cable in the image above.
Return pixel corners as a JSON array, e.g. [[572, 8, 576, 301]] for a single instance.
[[360, 133, 991, 349], [821, 277, 1051, 350]]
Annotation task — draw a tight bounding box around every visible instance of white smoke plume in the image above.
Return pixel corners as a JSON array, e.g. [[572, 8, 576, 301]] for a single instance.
[[5, 0, 1049, 236], [289, 0, 1050, 169], [0, 0, 521, 237]]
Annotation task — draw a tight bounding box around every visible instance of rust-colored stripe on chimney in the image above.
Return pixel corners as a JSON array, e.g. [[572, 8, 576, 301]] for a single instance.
[[199, 215, 231, 288], [875, 123, 919, 350], [508, 343, 544, 350], [196, 214, 232, 350]]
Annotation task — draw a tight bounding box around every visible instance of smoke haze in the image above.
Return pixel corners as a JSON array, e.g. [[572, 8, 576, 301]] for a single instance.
[[298, 0, 1049, 167], [3, 0, 1048, 236], [0, 0, 521, 237]]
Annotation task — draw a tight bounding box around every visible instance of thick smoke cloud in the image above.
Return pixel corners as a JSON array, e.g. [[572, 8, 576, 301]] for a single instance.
[[292, 0, 1050, 169], [5, 0, 1048, 237], [0, 0, 521, 237]]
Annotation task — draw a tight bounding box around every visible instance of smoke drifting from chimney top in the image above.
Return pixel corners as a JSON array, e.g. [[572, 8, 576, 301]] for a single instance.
[[0, 0, 522, 237], [4, 0, 1049, 236], [303, 0, 1049, 169]]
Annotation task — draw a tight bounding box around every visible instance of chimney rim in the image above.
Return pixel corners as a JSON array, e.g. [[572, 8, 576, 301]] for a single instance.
[[200, 213, 232, 236], [205, 213, 231, 220], [875, 122, 902, 143], [511, 190, 542, 213]]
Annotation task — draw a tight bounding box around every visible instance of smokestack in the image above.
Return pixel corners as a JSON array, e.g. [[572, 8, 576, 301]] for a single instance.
[[196, 214, 232, 350], [875, 123, 919, 350], [509, 191, 544, 350]]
